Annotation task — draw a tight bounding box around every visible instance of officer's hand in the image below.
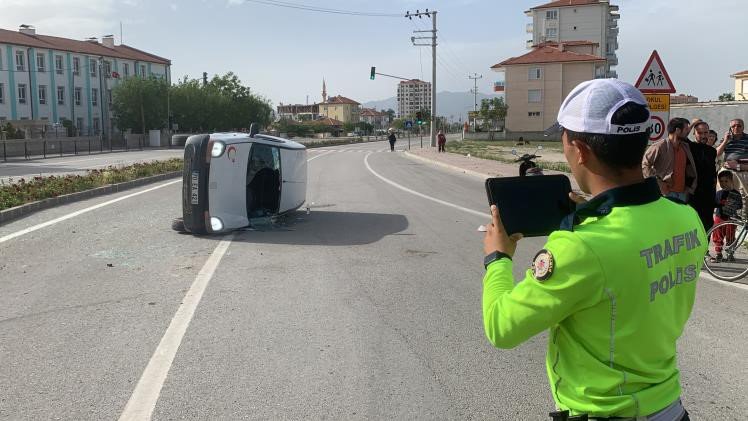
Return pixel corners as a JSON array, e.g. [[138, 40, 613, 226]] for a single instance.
[[484, 205, 523, 256], [569, 191, 587, 205]]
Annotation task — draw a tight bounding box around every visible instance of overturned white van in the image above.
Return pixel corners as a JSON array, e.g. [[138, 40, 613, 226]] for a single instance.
[[177, 130, 307, 234]]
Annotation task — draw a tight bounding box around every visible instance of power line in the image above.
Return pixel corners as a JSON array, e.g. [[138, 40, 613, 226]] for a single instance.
[[239, 0, 400, 17]]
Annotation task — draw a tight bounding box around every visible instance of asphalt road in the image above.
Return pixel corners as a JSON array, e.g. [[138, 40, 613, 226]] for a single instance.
[[0, 141, 745, 420], [0, 149, 184, 182]]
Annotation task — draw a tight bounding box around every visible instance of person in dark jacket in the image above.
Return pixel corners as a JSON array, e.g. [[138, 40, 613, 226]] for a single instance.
[[387, 128, 396, 151], [688, 120, 718, 232]]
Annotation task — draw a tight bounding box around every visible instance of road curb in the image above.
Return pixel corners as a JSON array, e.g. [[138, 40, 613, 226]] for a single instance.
[[402, 151, 493, 180], [0, 171, 181, 226]]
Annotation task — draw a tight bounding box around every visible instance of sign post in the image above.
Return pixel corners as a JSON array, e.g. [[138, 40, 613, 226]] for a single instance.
[[635, 50, 676, 143]]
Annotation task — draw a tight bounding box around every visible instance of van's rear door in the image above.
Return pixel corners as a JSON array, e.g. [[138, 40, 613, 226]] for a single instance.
[[279, 148, 307, 213]]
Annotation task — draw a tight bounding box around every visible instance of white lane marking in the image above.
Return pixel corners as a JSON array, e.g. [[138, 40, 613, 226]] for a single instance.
[[700, 272, 748, 291], [0, 179, 181, 245], [366, 153, 748, 294], [307, 150, 336, 162], [364, 152, 487, 218], [118, 235, 235, 421], [119, 151, 333, 419]]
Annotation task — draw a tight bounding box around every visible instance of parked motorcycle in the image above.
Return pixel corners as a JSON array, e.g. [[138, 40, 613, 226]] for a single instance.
[[513, 146, 544, 176]]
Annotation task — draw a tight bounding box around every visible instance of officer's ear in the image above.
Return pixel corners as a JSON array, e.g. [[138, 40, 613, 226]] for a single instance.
[[573, 139, 593, 166]]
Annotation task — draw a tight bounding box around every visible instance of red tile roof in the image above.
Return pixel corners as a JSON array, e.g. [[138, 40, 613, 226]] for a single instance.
[[536, 40, 599, 47], [399, 79, 430, 84], [491, 45, 605, 67], [305, 117, 344, 126], [0, 28, 170, 65], [323, 95, 360, 105], [531, 0, 602, 10], [732, 70, 748, 77], [360, 108, 386, 117]]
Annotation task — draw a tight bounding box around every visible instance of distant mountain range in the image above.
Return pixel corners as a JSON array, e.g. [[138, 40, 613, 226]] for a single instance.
[[362, 91, 502, 121]]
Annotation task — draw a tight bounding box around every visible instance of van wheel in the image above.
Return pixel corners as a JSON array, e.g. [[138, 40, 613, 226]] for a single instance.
[[171, 217, 186, 232]]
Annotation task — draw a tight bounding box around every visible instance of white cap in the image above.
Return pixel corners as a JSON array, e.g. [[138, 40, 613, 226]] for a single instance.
[[546, 78, 650, 136]]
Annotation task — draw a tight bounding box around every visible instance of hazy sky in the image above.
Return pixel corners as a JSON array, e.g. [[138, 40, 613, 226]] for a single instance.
[[1, 0, 745, 107]]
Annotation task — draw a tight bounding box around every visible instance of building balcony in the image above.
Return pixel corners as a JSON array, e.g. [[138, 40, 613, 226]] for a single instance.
[[526, 23, 534, 33], [494, 81, 505, 92], [527, 39, 534, 49], [609, 11, 620, 19], [606, 55, 619, 66], [608, 27, 619, 37]]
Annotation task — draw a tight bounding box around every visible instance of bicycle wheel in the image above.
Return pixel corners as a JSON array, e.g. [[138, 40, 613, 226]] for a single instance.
[[703, 220, 748, 281]]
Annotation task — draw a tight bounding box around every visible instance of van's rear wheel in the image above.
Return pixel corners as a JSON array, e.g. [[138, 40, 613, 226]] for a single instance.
[[171, 217, 186, 232]]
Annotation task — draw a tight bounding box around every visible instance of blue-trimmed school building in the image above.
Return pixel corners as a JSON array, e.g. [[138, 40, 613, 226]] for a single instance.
[[0, 25, 170, 136]]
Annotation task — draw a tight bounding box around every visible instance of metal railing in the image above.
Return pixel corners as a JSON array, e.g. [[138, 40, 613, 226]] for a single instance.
[[0, 135, 148, 161]]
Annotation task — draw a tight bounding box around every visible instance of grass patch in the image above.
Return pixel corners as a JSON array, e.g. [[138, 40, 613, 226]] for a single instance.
[[445, 140, 570, 173], [0, 158, 183, 211]]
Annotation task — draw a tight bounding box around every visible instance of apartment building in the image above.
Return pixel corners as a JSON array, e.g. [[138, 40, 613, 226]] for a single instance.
[[733, 70, 748, 101], [491, 44, 605, 137], [276, 103, 320, 121], [360, 108, 388, 129], [525, 0, 619, 77], [397, 79, 431, 119], [0, 25, 170, 136], [318, 95, 361, 124]]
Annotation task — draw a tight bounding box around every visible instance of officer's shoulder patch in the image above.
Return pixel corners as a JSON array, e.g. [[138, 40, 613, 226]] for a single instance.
[[532, 249, 555, 281]]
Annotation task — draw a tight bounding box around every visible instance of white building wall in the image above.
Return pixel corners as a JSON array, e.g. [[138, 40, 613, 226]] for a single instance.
[[0, 42, 169, 135]]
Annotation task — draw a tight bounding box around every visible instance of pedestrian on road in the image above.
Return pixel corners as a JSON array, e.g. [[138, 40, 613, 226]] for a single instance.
[[437, 130, 447, 152], [715, 118, 748, 218], [642, 118, 698, 202], [481, 79, 703, 420], [688, 120, 718, 232], [387, 128, 396, 152], [711, 170, 743, 263]]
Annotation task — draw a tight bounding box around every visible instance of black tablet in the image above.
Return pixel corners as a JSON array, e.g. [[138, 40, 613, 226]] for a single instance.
[[485, 175, 575, 237]]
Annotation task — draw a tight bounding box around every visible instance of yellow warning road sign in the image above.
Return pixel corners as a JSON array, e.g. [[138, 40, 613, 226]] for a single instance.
[[645, 94, 670, 112]]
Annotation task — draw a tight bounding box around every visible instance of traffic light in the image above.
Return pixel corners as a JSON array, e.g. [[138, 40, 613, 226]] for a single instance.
[[416, 111, 423, 125], [370, 66, 376, 80]]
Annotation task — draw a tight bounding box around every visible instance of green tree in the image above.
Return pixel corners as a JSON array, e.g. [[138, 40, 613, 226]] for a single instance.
[[391, 118, 405, 130], [718, 92, 735, 102], [112, 76, 169, 134], [479, 97, 508, 130]]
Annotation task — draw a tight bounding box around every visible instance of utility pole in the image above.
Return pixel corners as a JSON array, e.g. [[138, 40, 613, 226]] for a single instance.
[[469, 73, 482, 132], [406, 9, 437, 147]]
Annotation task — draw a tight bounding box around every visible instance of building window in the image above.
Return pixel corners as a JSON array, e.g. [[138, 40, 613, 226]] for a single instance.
[[595, 65, 606, 79], [93, 118, 100, 135], [103, 61, 111, 78], [92, 88, 98, 106], [107, 89, 112, 108], [546, 10, 558, 20], [39, 85, 47, 104], [75, 87, 82, 106], [18, 84, 27, 104], [0, 83, 4, 103], [90, 59, 97, 77], [529, 67, 542, 80], [528, 89, 542, 103], [73, 57, 80, 75], [57, 86, 65, 105], [55, 55, 64, 74], [528, 111, 541, 117], [140, 64, 146, 77], [36, 53, 45, 72], [743, 80, 748, 95], [15, 51, 25, 71], [123, 63, 129, 77], [76, 118, 84, 134], [545, 28, 558, 39]]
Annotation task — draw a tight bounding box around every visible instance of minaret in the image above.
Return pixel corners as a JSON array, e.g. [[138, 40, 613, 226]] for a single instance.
[[322, 78, 327, 103]]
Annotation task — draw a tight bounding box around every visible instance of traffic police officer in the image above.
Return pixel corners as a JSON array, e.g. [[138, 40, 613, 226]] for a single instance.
[[481, 79, 706, 420]]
